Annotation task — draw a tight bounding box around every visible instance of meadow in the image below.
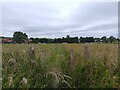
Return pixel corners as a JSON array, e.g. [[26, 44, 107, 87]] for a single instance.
[[2, 44, 120, 88]]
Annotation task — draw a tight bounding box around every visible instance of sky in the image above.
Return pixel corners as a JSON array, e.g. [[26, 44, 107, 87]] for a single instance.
[[1, 1, 118, 38]]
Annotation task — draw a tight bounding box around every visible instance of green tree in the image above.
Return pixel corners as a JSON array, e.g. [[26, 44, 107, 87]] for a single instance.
[[13, 31, 28, 44], [108, 36, 116, 43], [66, 35, 70, 43], [101, 36, 107, 43], [34, 38, 39, 43]]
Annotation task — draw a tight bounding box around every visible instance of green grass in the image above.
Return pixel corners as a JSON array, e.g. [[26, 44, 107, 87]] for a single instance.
[[2, 44, 120, 88]]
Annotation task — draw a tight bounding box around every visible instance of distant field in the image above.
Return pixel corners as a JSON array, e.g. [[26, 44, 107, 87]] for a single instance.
[[2, 44, 120, 88]]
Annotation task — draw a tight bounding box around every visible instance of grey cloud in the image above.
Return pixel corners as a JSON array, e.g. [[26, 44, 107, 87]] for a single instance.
[[2, 2, 118, 38]]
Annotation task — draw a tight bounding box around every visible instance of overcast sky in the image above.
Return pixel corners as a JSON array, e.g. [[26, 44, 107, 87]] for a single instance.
[[1, 1, 118, 38]]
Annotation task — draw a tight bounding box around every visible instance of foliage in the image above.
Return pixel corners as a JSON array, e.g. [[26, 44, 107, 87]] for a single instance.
[[29, 35, 119, 44], [2, 44, 119, 88], [13, 31, 28, 44]]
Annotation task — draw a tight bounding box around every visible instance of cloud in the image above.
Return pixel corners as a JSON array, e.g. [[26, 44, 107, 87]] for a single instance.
[[2, 2, 118, 38]]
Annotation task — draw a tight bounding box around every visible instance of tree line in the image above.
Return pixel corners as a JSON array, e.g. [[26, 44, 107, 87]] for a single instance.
[[12, 31, 119, 44]]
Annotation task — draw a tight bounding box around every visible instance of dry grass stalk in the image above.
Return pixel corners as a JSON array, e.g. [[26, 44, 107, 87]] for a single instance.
[[29, 46, 35, 60], [70, 49, 74, 68], [103, 47, 110, 67], [8, 74, 13, 88], [31, 60, 37, 68], [47, 72, 59, 88], [84, 46, 89, 60], [42, 50, 47, 60]]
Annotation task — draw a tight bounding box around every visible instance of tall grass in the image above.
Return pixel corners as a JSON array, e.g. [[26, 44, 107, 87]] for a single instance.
[[2, 44, 119, 88]]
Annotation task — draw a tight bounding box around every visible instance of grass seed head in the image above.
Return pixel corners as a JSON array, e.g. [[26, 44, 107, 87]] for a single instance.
[[21, 77, 27, 86], [29, 46, 35, 60], [8, 58, 16, 66]]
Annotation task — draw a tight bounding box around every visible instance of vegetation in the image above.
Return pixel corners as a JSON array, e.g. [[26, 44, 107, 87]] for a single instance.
[[2, 44, 119, 88], [2, 31, 117, 44], [29, 35, 119, 44], [13, 31, 28, 44]]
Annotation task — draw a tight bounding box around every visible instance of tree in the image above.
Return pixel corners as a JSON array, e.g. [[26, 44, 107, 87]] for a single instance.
[[13, 31, 28, 44], [34, 38, 39, 43], [66, 35, 70, 43], [85, 37, 94, 43], [108, 36, 116, 43], [80, 37, 94, 43], [101, 36, 107, 43], [29, 38, 35, 43], [94, 38, 100, 42], [80, 37, 85, 43]]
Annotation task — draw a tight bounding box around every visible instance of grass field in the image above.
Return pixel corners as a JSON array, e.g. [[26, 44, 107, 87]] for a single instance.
[[2, 44, 120, 88]]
